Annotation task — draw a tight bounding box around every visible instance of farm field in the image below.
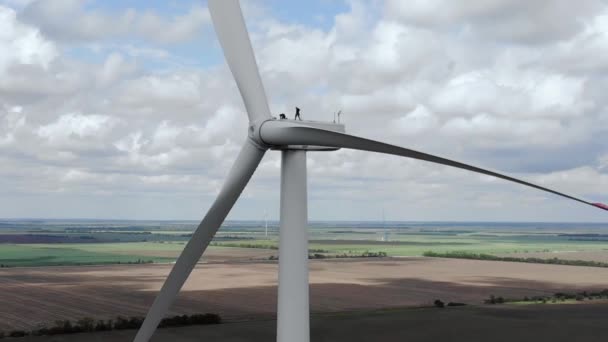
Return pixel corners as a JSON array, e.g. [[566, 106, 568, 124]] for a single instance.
[[221, 237, 608, 257], [3, 257, 608, 331], [17, 304, 608, 342], [2, 220, 608, 338], [0, 244, 278, 267], [0, 243, 175, 267], [2, 220, 608, 267], [494, 251, 608, 262], [3, 237, 608, 268]]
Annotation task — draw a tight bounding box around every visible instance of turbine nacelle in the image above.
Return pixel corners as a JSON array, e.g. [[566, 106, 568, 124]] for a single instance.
[[250, 118, 345, 151]]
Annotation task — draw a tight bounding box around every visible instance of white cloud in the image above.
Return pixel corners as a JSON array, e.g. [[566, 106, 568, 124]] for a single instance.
[[96, 52, 136, 87], [0, 105, 26, 145], [257, 22, 331, 91], [135, 5, 210, 44], [19, 0, 210, 44], [534, 166, 608, 195], [392, 105, 438, 135], [0, 5, 57, 72], [431, 69, 588, 119], [599, 155, 608, 170], [37, 113, 117, 147], [0, 1, 606, 221], [547, 9, 608, 73], [385, 0, 604, 44], [116, 73, 203, 111]]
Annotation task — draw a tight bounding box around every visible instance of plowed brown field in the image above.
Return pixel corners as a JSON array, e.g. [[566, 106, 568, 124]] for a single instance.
[[3, 257, 608, 331]]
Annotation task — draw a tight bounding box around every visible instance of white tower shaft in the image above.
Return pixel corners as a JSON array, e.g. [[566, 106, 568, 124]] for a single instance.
[[277, 149, 310, 342]]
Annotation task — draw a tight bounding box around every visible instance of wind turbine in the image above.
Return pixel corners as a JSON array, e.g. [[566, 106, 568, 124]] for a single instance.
[[134, 1, 608, 341], [264, 210, 268, 237]]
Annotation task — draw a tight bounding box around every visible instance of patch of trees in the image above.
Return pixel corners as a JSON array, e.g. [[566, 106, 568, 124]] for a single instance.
[[484, 289, 608, 305], [1, 259, 155, 268], [567, 238, 608, 242], [423, 251, 608, 268], [433, 299, 467, 308], [309, 254, 325, 259], [115, 259, 154, 265], [269, 251, 389, 260], [309, 248, 329, 253], [213, 235, 256, 240], [158, 313, 221, 327], [0, 234, 101, 244], [66, 226, 162, 233], [559, 233, 608, 238], [327, 230, 377, 234], [0, 313, 221, 339], [420, 229, 474, 234], [211, 242, 279, 250], [484, 295, 506, 304], [308, 251, 388, 259], [341, 251, 387, 258], [211, 242, 335, 255], [559, 232, 608, 241]]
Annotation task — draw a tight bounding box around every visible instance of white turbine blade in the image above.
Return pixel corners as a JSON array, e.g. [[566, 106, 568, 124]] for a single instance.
[[134, 140, 266, 342], [208, 0, 271, 123], [260, 122, 608, 212]]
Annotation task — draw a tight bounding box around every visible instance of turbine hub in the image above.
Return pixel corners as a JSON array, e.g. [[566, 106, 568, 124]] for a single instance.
[[257, 118, 345, 151], [248, 118, 272, 149]]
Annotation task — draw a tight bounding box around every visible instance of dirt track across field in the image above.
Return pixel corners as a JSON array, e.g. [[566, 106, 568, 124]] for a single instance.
[[3, 257, 608, 331]]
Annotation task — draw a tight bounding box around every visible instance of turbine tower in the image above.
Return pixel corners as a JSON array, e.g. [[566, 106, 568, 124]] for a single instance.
[[134, 1, 607, 341], [264, 210, 268, 238]]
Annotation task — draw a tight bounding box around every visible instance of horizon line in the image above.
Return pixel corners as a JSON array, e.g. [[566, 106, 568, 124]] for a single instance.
[[1, 218, 607, 225]]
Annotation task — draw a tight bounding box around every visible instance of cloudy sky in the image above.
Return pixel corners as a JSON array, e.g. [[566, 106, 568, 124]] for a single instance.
[[1, 0, 607, 222]]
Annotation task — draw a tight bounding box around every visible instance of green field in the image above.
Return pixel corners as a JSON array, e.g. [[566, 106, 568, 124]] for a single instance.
[[211, 233, 608, 257], [0, 243, 177, 267], [1, 220, 608, 267]]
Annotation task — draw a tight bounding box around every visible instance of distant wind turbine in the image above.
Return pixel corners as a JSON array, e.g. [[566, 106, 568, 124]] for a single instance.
[[134, 1, 608, 341], [382, 208, 388, 242], [264, 210, 268, 237]]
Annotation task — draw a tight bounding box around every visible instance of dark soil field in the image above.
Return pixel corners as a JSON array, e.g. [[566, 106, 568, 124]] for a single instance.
[[18, 304, 608, 342], [3, 257, 608, 332]]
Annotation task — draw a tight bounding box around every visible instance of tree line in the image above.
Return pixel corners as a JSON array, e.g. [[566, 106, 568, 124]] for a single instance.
[[0, 313, 221, 339], [267, 251, 388, 260], [484, 289, 608, 304], [0, 258, 154, 268], [423, 251, 608, 268]]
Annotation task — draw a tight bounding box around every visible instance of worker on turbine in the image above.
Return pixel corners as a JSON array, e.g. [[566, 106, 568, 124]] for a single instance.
[[294, 107, 302, 120]]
